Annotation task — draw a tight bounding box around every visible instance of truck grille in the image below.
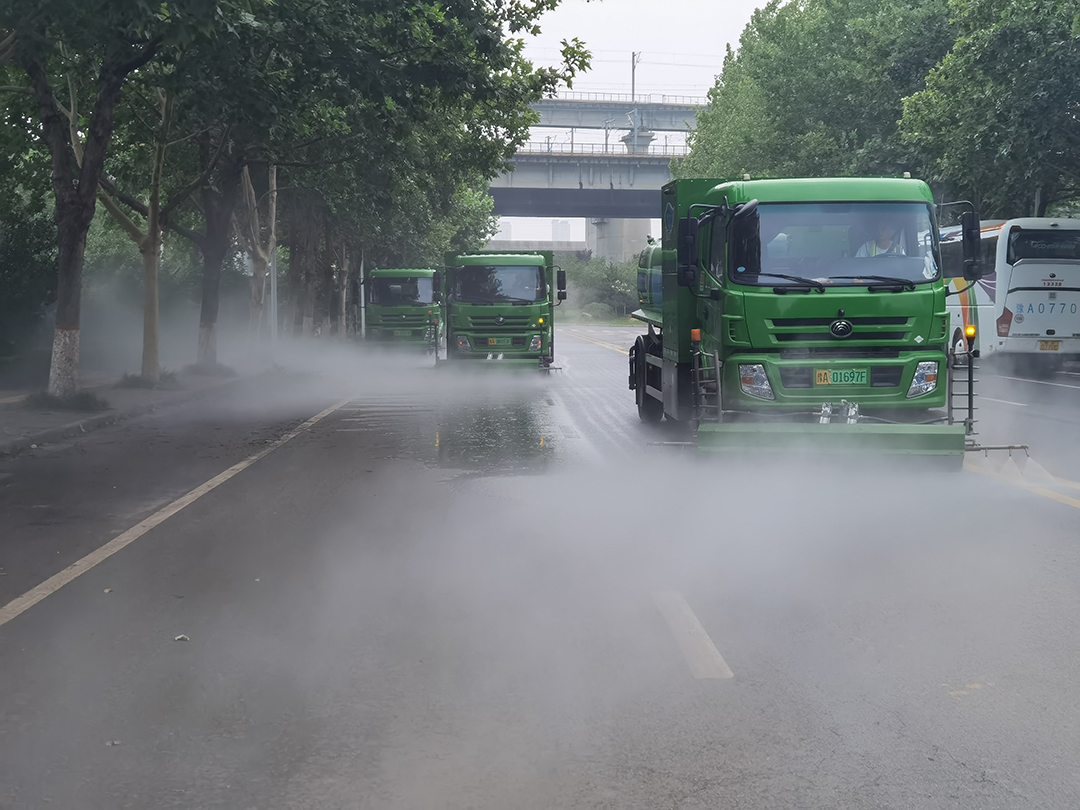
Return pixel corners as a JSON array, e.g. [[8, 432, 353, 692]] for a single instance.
[[775, 331, 906, 342], [379, 313, 429, 327], [779, 347, 901, 359], [771, 317, 909, 327], [470, 315, 533, 331]]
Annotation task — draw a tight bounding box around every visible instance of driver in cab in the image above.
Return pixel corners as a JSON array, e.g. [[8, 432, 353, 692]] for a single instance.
[[856, 221, 906, 257]]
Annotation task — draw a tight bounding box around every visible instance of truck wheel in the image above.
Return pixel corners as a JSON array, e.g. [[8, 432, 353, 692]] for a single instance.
[[635, 336, 664, 423]]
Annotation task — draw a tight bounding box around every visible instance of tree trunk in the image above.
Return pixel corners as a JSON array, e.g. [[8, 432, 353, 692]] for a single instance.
[[48, 213, 88, 395], [196, 140, 241, 367], [140, 235, 161, 379], [338, 244, 349, 339], [249, 254, 268, 336], [198, 213, 231, 367]]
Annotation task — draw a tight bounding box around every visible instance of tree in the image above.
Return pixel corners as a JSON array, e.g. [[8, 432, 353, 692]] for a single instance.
[[901, 0, 1080, 217], [680, 0, 953, 181], [0, 0, 243, 393]]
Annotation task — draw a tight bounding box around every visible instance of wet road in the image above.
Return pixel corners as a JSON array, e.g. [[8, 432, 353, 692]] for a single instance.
[[2, 326, 1080, 809]]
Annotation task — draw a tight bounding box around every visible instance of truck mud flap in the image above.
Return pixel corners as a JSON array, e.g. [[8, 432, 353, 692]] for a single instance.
[[696, 422, 968, 459]]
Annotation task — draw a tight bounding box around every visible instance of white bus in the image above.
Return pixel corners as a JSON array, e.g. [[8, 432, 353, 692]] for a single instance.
[[941, 217, 1080, 372]]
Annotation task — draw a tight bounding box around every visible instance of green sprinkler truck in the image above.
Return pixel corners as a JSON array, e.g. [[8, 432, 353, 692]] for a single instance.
[[629, 177, 988, 459], [364, 268, 443, 351], [442, 251, 566, 369]]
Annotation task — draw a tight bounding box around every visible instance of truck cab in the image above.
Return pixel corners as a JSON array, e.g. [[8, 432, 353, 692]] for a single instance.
[[365, 268, 442, 351], [629, 177, 986, 457], [442, 251, 565, 368]]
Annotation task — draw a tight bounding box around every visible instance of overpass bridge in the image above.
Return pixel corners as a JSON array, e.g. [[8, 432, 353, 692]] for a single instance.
[[490, 94, 705, 261]]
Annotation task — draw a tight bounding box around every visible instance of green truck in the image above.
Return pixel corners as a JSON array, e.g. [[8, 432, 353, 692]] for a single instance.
[[442, 251, 566, 368], [365, 268, 443, 350], [629, 177, 987, 458]]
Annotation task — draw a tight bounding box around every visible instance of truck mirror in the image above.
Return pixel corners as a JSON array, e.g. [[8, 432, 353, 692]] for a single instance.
[[732, 199, 759, 220], [677, 217, 699, 288], [556, 268, 567, 292], [558, 290, 567, 301], [432, 270, 443, 303], [962, 211, 982, 280]]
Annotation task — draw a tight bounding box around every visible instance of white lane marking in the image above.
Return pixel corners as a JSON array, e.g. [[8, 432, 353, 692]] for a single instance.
[[0, 399, 350, 628], [981, 397, 1028, 407], [993, 374, 1080, 390], [654, 591, 734, 679]]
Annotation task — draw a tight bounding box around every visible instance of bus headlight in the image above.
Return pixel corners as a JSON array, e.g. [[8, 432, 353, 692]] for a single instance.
[[456, 335, 472, 352], [528, 335, 542, 352], [907, 361, 939, 398], [739, 364, 775, 400]]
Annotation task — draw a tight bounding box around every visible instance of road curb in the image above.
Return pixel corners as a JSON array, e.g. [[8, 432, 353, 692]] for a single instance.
[[0, 376, 245, 457]]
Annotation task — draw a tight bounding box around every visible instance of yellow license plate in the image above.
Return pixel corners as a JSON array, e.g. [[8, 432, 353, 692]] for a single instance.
[[814, 368, 868, 386], [1039, 340, 1060, 351]]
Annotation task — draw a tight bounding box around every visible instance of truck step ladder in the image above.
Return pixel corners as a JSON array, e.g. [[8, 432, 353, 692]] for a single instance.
[[691, 344, 722, 424], [947, 343, 979, 441]]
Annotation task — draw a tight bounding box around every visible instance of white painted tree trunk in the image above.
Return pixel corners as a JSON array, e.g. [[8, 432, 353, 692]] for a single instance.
[[47, 328, 80, 397]]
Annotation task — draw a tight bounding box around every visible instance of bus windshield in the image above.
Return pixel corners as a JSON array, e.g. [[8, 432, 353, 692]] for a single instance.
[[1007, 229, 1080, 263], [453, 265, 544, 303], [725, 202, 940, 286], [369, 277, 434, 305]]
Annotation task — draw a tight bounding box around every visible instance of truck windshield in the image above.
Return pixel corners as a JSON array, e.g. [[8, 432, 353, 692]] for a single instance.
[[725, 202, 940, 287], [453, 265, 544, 303], [369, 277, 434, 305]]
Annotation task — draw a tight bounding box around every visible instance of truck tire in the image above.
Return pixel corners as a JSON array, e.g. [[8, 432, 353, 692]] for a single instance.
[[634, 336, 664, 423]]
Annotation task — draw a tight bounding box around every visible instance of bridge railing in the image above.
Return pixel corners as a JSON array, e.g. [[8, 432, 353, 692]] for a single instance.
[[516, 141, 690, 157], [541, 91, 707, 107]]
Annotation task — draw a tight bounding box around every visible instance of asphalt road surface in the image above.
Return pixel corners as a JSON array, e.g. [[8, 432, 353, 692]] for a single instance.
[[3, 326, 1080, 809]]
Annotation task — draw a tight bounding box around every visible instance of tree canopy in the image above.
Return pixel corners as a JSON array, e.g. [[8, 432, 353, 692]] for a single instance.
[[682, 0, 1077, 219]]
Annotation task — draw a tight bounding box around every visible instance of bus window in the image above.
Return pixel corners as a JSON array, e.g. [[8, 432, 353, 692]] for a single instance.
[[1007, 228, 1080, 263], [942, 233, 997, 278]]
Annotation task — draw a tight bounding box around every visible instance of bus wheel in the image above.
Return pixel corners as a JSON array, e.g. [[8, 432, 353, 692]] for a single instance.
[[635, 336, 664, 423]]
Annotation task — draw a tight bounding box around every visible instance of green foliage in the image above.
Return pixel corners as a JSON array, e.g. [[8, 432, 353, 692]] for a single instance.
[[901, 0, 1080, 216], [685, 0, 1080, 219], [681, 0, 953, 180], [561, 254, 637, 315]]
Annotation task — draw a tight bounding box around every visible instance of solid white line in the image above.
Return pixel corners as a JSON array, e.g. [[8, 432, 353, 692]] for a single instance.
[[654, 590, 734, 679], [0, 399, 350, 629], [993, 374, 1080, 390], [981, 397, 1028, 407]]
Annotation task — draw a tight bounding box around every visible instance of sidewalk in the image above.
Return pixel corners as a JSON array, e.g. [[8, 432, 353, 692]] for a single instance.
[[0, 371, 243, 455]]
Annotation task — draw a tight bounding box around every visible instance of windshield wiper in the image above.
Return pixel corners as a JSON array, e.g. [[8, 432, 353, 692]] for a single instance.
[[751, 272, 826, 293], [831, 275, 917, 291]]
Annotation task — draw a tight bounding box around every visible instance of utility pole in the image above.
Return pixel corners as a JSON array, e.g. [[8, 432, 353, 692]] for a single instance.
[[631, 52, 643, 102]]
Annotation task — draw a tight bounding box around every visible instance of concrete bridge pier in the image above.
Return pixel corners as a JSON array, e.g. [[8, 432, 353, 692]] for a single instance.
[[587, 218, 653, 264]]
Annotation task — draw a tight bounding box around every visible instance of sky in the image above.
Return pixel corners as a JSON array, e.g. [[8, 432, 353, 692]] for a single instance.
[[499, 0, 764, 242]]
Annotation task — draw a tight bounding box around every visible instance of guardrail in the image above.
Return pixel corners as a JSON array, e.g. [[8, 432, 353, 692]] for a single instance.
[[541, 91, 707, 107], [516, 141, 690, 157]]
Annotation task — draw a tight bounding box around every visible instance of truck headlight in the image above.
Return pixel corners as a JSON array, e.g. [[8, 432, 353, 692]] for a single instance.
[[739, 364, 775, 400], [907, 361, 939, 398], [528, 334, 542, 352], [456, 335, 472, 352]]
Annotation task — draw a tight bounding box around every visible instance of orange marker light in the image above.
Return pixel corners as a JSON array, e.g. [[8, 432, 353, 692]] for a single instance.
[[964, 324, 977, 339], [538, 317, 544, 325], [690, 328, 701, 342]]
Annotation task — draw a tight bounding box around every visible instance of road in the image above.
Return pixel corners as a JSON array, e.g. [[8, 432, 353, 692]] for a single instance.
[[2, 326, 1080, 809]]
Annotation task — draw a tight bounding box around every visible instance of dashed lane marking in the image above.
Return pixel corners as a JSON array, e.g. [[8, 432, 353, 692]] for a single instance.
[[0, 399, 350, 628], [654, 590, 734, 679], [993, 374, 1080, 391]]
